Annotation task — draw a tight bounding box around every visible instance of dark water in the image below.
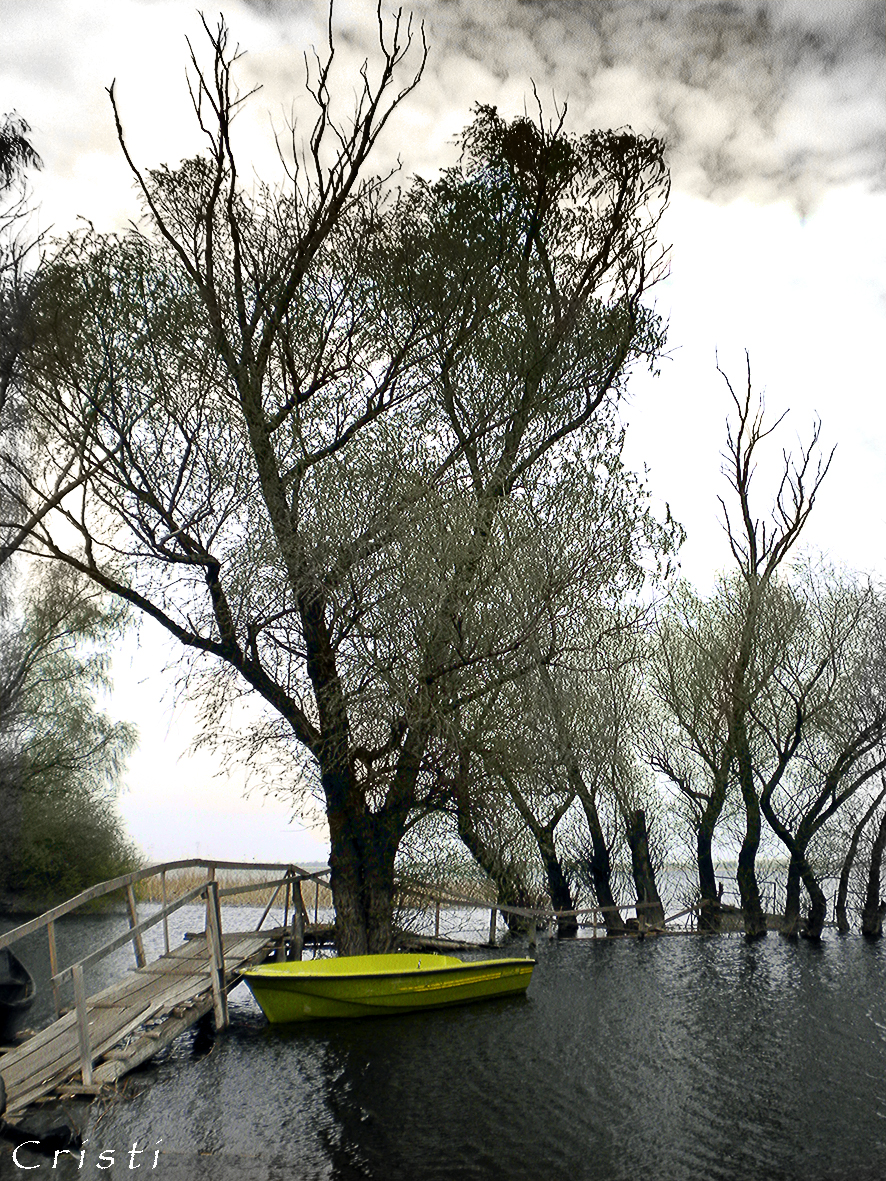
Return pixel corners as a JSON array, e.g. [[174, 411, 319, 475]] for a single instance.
[[2, 915, 884, 1181]]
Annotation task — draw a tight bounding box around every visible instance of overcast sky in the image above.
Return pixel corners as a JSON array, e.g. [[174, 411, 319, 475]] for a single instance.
[[2, 0, 884, 864]]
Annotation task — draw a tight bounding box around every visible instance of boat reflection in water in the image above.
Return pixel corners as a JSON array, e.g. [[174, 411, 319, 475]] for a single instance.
[[0, 948, 35, 1044], [242, 952, 535, 1022]]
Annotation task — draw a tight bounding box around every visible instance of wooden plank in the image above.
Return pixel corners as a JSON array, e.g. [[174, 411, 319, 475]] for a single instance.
[[93, 998, 215, 1085]]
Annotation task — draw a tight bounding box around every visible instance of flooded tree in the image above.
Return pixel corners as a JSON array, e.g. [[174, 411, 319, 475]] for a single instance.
[[652, 359, 833, 937], [15, 12, 670, 953], [835, 780, 886, 933], [755, 567, 886, 938]]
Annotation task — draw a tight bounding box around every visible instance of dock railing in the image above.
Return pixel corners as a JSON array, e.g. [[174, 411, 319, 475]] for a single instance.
[[394, 885, 687, 941], [0, 859, 331, 1086]]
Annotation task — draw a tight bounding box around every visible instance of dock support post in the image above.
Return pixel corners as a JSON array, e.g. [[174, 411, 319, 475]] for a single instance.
[[205, 880, 229, 1030], [126, 884, 146, 968], [288, 881, 304, 961], [160, 871, 170, 956], [488, 907, 497, 945], [204, 865, 217, 936], [72, 963, 93, 1085], [47, 920, 61, 1018]]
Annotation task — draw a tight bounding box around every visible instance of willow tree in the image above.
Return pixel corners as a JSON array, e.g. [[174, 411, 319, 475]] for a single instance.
[[0, 566, 138, 901], [18, 14, 669, 952]]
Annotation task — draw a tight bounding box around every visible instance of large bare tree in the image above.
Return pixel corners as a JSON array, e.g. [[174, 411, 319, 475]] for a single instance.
[[15, 14, 669, 951]]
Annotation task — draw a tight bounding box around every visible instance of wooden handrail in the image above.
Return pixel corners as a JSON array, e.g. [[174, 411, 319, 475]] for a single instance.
[[0, 859, 330, 951], [51, 881, 209, 986], [396, 889, 669, 923]]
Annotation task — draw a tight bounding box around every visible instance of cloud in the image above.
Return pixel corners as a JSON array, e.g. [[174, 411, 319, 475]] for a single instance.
[[3, 0, 882, 232], [398, 0, 884, 210]]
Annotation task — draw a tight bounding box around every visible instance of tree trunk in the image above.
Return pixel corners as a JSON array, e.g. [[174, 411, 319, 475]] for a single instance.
[[576, 789, 625, 936], [734, 719, 766, 938], [536, 830, 578, 938], [328, 807, 400, 955], [760, 792, 826, 939], [861, 806, 886, 939], [799, 859, 827, 940], [455, 802, 535, 935], [836, 786, 886, 933], [782, 856, 802, 937], [626, 809, 665, 927], [696, 825, 721, 932]]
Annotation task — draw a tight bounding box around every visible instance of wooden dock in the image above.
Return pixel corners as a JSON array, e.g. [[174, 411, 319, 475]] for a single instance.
[[0, 860, 331, 1117], [2, 929, 276, 1113]]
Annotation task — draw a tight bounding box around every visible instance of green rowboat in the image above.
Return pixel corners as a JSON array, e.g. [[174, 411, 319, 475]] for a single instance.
[[242, 953, 535, 1022]]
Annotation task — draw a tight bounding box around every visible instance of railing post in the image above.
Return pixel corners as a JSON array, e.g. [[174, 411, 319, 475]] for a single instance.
[[205, 880, 229, 1030], [434, 900, 441, 939], [160, 871, 170, 956], [593, 907, 598, 939], [72, 963, 93, 1085], [288, 881, 305, 961], [283, 872, 291, 933], [125, 884, 146, 968], [314, 879, 320, 926], [204, 865, 217, 935], [47, 920, 61, 1018], [488, 907, 497, 945]]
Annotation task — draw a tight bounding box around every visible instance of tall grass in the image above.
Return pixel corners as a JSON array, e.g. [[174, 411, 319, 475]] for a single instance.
[[134, 867, 332, 913]]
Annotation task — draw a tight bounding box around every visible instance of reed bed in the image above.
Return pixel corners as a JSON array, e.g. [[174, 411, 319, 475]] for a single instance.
[[134, 867, 332, 912]]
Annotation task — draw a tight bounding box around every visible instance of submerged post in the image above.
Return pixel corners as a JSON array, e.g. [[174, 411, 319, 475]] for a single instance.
[[288, 880, 305, 961], [160, 870, 170, 955], [47, 920, 60, 1018], [72, 963, 93, 1085], [205, 880, 229, 1029]]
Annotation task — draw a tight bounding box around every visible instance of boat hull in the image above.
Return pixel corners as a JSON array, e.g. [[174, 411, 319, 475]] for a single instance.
[[242, 953, 535, 1022]]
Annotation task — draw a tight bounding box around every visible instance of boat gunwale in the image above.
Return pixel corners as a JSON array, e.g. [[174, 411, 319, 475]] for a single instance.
[[243, 956, 536, 985]]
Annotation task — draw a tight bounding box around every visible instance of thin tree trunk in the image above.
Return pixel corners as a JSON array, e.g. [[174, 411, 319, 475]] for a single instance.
[[575, 788, 626, 936], [799, 862, 827, 940], [861, 806, 886, 939], [734, 718, 766, 938], [500, 772, 578, 938], [536, 830, 579, 938], [836, 786, 886, 933], [696, 818, 722, 932], [782, 856, 802, 937], [455, 801, 535, 935], [626, 809, 665, 927], [761, 792, 827, 939]]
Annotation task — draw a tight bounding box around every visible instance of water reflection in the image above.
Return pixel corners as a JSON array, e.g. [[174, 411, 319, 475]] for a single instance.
[[2, 923, 884, 1180]]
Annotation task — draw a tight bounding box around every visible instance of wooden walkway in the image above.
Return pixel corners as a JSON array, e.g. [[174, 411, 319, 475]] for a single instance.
[[0, 859, 333, 1118], [1, 928, 278, 1114]]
